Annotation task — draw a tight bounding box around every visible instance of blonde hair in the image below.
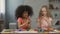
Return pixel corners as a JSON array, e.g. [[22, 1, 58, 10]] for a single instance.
[[39, 5, 52, 18]]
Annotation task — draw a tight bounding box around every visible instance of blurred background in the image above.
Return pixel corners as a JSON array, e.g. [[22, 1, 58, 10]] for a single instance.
[[0, 0, 60, 32]]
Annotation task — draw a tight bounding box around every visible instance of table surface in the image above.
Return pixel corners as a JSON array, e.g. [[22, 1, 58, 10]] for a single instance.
[[1, 29, 60, 34], [1, 29, 38, 33]]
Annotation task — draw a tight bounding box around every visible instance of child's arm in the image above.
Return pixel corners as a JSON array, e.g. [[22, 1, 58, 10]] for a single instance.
[[18, 22, 27, 28], [48, 18, 53, 26], [37, 18, 41, 28], [45, 17, 53, 27], [50, 18, 53, 26], [18, 19, 30, 28]]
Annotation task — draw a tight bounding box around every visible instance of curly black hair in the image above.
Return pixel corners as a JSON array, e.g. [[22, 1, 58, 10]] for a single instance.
[[15, 5, 33, 19]]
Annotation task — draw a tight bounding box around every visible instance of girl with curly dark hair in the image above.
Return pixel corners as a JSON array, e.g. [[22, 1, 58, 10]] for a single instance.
[[15, 5, 33, 30]]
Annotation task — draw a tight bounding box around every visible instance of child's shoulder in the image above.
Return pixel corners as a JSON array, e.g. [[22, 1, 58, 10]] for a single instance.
[[37, 17, 41, 20], [49, 17, 52, 21], [38, 16, 41, 19], [18, 17, 22, 19], [18, 17, 23, 21]]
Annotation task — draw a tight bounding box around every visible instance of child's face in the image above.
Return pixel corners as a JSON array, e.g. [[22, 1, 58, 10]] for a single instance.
[[41, 7, 47, 15], [22, 11, 28, 18]]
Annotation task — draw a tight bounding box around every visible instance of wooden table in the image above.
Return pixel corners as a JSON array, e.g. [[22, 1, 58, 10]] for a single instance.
[[1, 29, 60, 34]]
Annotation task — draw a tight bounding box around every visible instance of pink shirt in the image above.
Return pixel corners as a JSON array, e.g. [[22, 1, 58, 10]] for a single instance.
[[17, 17, 30, 29], [38, 17, 52, 30]]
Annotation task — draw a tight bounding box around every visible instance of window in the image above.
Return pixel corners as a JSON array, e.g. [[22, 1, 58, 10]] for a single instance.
[[0, 0, 5, 14]]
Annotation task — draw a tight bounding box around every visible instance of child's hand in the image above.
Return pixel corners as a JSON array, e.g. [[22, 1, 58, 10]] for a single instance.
[[26, 19, 30, 24]]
